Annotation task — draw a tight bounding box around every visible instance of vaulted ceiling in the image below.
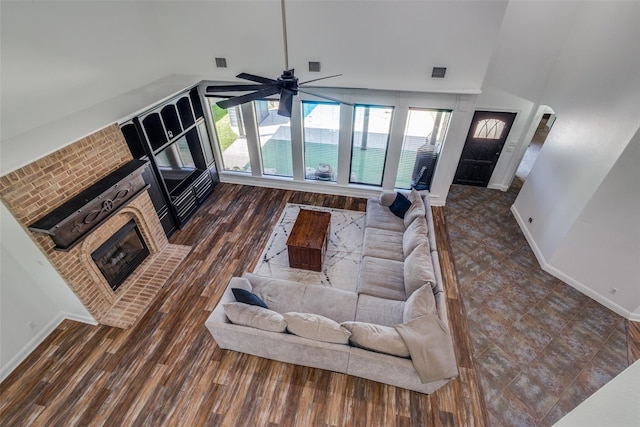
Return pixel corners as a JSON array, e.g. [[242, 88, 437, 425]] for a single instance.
[[2, 0, 510, 140]]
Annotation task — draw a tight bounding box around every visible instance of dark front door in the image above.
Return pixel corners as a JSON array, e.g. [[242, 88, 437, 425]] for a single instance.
[[453, 111, 517, 186]]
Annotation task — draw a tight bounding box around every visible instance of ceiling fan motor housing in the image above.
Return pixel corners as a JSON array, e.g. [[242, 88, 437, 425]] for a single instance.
[[278, 69, 299, 94]]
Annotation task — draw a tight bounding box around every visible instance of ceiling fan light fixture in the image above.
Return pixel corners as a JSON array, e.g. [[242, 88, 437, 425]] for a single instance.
[[204, 0, 346, 117]]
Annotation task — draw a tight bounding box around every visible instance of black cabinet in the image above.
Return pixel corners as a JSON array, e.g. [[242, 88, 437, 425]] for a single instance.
[[161, 104, 182, 140], [177, 97, 195, 129], [120, 86, 218, 236], [141, 166, 176, 236], [142, 113, 167, 151], [121, 123, 146, 160], [190, 87, 204, 119]]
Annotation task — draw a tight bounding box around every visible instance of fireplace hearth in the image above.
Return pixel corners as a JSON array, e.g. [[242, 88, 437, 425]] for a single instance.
[[91, 219, 150, 291], [0, 124, 192, 328]]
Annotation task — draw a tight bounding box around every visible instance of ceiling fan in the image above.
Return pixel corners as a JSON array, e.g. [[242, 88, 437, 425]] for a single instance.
[[205, 0, 348, 118]]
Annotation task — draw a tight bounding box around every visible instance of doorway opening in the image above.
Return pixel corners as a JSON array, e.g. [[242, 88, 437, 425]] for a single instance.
[[453, 110, 517, 187], [516, 108, 555, 181]]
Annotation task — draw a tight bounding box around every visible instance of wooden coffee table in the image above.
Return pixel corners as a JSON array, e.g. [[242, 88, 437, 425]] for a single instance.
[[286, 209, 331, 271]]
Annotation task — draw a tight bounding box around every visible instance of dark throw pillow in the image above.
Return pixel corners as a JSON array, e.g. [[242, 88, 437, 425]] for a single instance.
[[232, 288, 268, 309], [389, 192, 412, 219]]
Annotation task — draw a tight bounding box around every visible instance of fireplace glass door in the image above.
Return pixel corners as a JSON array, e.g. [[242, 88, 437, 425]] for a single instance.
[[92, 220, 150, 291]]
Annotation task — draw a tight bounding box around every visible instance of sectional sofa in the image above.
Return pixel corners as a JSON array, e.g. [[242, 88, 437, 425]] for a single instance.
[[205, 189, 458, 394]]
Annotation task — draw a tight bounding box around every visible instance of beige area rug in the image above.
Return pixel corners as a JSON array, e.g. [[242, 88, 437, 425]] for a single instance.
[[253, 203, 366, 292]]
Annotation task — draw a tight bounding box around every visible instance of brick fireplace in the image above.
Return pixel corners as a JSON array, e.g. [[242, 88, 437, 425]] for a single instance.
[[0, 124, 190, 328]]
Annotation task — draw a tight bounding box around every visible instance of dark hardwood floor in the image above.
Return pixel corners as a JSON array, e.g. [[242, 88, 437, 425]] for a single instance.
[[0, 183, 486, 426]]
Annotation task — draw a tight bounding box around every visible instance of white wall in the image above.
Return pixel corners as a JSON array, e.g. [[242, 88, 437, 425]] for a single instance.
[[0, 1, 171, 140], [513, 1, 640, 319], [477, 1, 581, 190], [1, 246, 53, 372], [549, 128, 640, 316], [0, 202, 95, 382], [554, 359, 640, 427], [482, 1, 580, 103]]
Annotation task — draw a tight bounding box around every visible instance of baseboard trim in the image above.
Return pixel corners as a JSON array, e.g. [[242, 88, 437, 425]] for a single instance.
[[220, 174, 383, 199], [511, 205, 636, 321], [430, 194, 445, 206], [61, 311, 98, 325], [0, 312, 97, 383], [488, 183, 509, 192], [220, 174, 445, 205]]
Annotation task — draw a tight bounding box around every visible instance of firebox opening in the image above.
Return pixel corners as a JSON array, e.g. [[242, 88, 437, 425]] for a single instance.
[[91, 219, 150, 291]]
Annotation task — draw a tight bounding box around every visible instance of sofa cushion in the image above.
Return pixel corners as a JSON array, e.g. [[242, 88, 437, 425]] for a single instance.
[[403, 284, 438, 323], [403, 189, 426, 228], [403, 216, 429, 258], [362, 227, 404, 262], [283, 312, 351, 344], [365, 199, 405, 232], [355, 294, 405, 327], [223, 302, 288, 332], [232, 288, 268, 308], [404, 243, 436, 297], [389, 192, 412, 218], [379, 190, 397, 207], [357, 256, 406, 301], [244, 273, 358, 323], [395, 315, 459, 383], [342, 321, 410, 358]]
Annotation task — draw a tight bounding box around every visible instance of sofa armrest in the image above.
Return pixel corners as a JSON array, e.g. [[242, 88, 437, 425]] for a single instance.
[[422, 194, 438, 252], [206, 277, 253, 325], [430, 251, 449, 329]]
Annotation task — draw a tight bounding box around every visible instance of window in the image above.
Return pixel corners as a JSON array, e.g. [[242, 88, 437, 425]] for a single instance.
[[257, 100, 293, 177], [302, 102, 340, 181], [208, 98, 251, 173], [473, 118, 506, 139], [350, 105, 393, 186], [395, 109, 451, 190]]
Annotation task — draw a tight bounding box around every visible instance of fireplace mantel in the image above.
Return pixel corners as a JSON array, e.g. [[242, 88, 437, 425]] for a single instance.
[[29, 159, 149, 251], [0, 124, 191, 329]]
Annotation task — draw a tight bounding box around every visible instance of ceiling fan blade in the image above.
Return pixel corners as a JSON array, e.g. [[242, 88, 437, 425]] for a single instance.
[[278, 89, 295, 118], [299, 74, 343, 85], [216, 86, 281, 109], [298, 89, 353, 106], [236, 73, 278, 84], [206, 84, 267, 92]]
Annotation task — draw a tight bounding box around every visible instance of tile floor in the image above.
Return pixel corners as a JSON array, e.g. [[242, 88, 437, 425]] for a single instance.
[[444, 179, 630, 426]]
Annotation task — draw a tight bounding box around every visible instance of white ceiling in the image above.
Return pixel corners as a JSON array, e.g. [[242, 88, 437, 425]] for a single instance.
[[0, 2, 172, 140], [156, 0, 508, 92], [1, 0, 509, 140]]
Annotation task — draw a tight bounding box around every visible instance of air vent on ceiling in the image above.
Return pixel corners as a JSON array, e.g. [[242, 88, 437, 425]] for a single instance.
[[215, 57, 227, 68], [431, 67, 447, 78], [309, 61, 321, 72]]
